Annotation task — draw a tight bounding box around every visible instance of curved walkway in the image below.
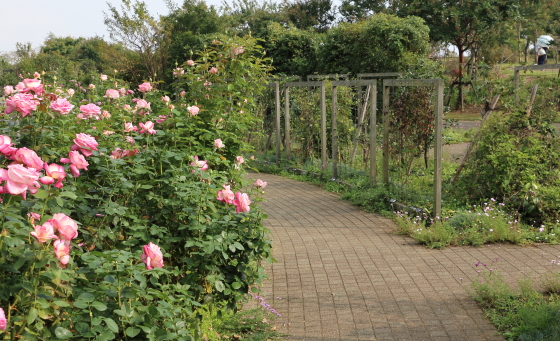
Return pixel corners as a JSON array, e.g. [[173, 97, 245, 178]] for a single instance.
[[250, 173, 560, 341]]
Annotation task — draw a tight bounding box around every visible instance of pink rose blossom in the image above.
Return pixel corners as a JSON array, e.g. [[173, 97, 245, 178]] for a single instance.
[[0, 164, 40, 198], [236, 156, 244, 165], [254, 179, 267, 188], [50, 213, 79, 241], [161, 95, 170, 103], [78, 103, 102, 120], [123, 104, 132, 111], [72, 133, 98, 157], [135, 99, 151, 110], [100, 74, 108, 81], [126, 136, 135, 144], [190, 156, 208, 172], [124, 122, 138, 132], [119, 88, 127, 95], [233, 192, 251, 213], [231, 45, 245, 56], [53, 239, 71, 265], [217, 185, 235, 204], [209, 67, 218, 74], [105, 89, 120, 99], [50, 97, 74, 115], [5, 93, 37, 117], [3, 85, 14, 96], [139, 121, 157, 134], [12, 148, 44, 169], [141, 242, 164, 270], [68, 151, 89, 170], [188, 106, 199, 116], [39, 176, 55, 185], [173, 67, 184, 76], [138, 82, 153, 93], [187, 60, 195, 66], [31, 222, 58, 243], [22, 78, 44, 94], [214, 139, 225, 148], [179, 91, 186, 97], [69, 164, 80, 177], [33, 72, 41, 78], [0, 307, 7, 330], [102, 110, 111, 118], [27, 212, 41, 224], [89, 84, 95, 89], [0, 135, 14, 156], [155, 115, 167, 124], [168, 104, 175, 110], [67, 88, 75, 96]]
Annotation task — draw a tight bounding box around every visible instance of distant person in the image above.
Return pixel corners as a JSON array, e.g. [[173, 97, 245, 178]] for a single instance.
[[537, 46, 547, 65]]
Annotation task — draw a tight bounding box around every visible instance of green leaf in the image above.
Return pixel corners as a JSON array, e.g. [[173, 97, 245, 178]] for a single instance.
[[231, 282, 242, 290], [59, 191, 78, 199], [33, 189, 49, 199], [27, 307, 38, 325], [214, 280, 225, 292], [126, 327, 141, 337], [233, 242, 244, 250], [72, 300, 89, 309], [52, 300, 71, 307], [91, 301, 107, 311], [78, 292, 95, 302], [104, 318, 119, 333], [55, 197, 64, 207], [55, 327, 73, 339]]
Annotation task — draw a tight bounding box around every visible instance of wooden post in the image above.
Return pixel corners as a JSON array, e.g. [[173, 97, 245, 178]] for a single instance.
[[274, 82, 281, 161], [332, 86, 339, 179], [369, 84, 377, 183], [382, 84, 390, 184], [434, 80, 444, 218], [284, 87, 290, 159], [514, 68, 520, 104], [321, 81, 327, 171]]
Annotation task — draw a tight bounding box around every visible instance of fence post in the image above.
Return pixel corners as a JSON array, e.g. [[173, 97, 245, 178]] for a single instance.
[[332, 85, 338, 179], [284, 87, 290, 159], [369, 84, 377, 183], [434, 80, 444, 218], [274, 83, 281, 161], [382, 84, 390, 184], [321, 81, 327, 171]]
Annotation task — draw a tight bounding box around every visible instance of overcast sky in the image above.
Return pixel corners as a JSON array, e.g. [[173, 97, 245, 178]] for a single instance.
[[0, 0, 226, 53]]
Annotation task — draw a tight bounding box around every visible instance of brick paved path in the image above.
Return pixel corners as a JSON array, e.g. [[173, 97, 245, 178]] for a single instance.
[[249, 173, 560, 341]]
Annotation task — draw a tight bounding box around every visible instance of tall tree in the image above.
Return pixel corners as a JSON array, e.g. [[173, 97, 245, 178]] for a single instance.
[[104, 0, 169, 82], [284, 0, 336, 32]]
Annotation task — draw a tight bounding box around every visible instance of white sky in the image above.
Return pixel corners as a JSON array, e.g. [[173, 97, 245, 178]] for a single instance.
[[0, 0, 225, 53]]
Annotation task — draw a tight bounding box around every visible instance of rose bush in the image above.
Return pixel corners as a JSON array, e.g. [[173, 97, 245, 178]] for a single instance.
[[0, 36, 272, 340]]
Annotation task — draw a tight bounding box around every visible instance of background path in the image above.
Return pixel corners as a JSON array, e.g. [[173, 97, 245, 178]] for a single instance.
[[249, 173, 560, 341]]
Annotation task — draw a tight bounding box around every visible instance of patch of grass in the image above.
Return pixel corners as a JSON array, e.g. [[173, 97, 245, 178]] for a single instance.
[[469, 269, 560, 341]]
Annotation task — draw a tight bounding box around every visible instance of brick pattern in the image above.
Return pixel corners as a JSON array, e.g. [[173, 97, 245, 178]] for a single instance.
[[247, 173, 560, 340]]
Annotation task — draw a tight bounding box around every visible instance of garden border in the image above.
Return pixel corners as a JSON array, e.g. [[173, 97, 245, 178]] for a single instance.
[[513, 64, 560, 102]]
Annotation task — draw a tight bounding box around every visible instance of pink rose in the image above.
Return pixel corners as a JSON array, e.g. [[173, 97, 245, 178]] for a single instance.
[[39, 176, 55, 185], [136, 99, 151, 110], [235, 156, 244, 169], [214, 139, 225, 149], [161, 95, 170, 103], [217, 185, 235, 204], [138, 82, 153, 93], [188, 106, 199, 116], [69, 164, 80, 178], [12, 148, 43, 170], [5, 93, 37, 117], [3, 85, 14, 96], [173, 68, 184, 76], [89, 84, 95, 89], [119, 88, 127, 95], [233, 192, 251, 213], [254, 179, 267, 188], [78, 103, 101, 119], [124, 122, 138, 132], [50, 213, 78, 241], [23, 78, 44, 94], [139, 121, 157, 134], [231, 45, 244, 57], [179, 91, 186, 97], [209, 67, 218, 74], [67, 88, 75, 96], [0, 135, 14, 156], [68, 151, 89, 170], [72, 133, 98, 157], [105, 89, 120, 99], [53, 239, 71, 265], [168, 104, 175, 110], [141, 242, 164, 270], [33, 72, 41, 78], [0, 164, 40, 198], [123, 104, 132, 111], [187, 60, 195, 66], [190, 156, 208, 172], [0, 307, 7, 330], [27, 212, 41, 224], [100, 74, 108, 81], [31, 221, 58, 243], [50, 97, 74, 115]]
